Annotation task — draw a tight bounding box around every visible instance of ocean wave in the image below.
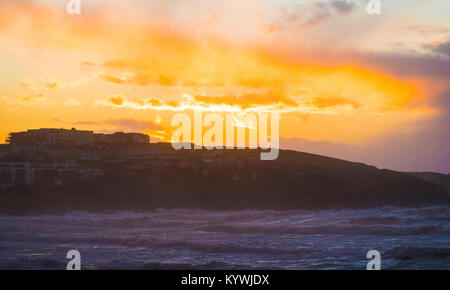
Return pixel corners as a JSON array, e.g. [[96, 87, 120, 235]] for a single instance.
[[348, 216, 404, 225], [117, 238, 316, 255], [1, 206, 449, 269], [0, 257, 66, 270], [198, 224, 447, 236], [386, 246, 450, 260]]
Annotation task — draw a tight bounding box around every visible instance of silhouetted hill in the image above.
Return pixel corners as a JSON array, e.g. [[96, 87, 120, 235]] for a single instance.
[[406, 172, 450, 193], [0, 148, 449, 214]]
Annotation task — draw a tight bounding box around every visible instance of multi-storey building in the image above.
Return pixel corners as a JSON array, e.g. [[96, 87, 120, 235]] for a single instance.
[[7, 128, 150, 146]]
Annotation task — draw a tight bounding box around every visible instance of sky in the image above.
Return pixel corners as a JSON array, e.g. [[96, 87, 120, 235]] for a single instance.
[[0, 0, 449, 173]]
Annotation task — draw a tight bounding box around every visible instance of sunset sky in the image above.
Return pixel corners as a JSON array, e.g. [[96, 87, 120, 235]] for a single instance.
[[0, 0, 449, 172]]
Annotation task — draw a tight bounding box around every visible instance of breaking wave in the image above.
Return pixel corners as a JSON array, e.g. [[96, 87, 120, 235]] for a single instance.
[[0, 206, 449, 269]]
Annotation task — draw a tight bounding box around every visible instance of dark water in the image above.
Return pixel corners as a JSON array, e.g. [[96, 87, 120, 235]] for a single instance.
[[0, 206, 449, 270]]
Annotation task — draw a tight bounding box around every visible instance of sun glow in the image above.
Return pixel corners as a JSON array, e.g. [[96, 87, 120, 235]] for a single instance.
[[0, 0, 439, 147]]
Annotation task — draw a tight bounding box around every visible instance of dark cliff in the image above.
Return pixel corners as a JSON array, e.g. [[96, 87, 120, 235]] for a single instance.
[[0, 148, 448, 214]]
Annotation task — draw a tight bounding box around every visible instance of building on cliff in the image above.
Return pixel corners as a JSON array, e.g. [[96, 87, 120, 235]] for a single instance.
[[7, 128, 150, 147]]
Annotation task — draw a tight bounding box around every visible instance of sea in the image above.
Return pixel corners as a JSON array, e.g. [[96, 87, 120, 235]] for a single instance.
[[0, 206, 449, 270]]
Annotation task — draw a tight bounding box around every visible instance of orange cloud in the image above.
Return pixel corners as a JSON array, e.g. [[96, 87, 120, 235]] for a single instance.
[[110, 96, 124, 106], [194, 92, 298, 109], [0, 1, 422, 113], [45, 81, 58, 89], [75, 118, 162, 132], [80, 61, 95, 66], [0, 0, 438, 146], [21, 93, 45, 102], [103, 92, 348, 114], [19, 78, 82, 90], [19, 79, 38, 88], [98, 73, 126, 84], [312, 97, 360, 109]]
